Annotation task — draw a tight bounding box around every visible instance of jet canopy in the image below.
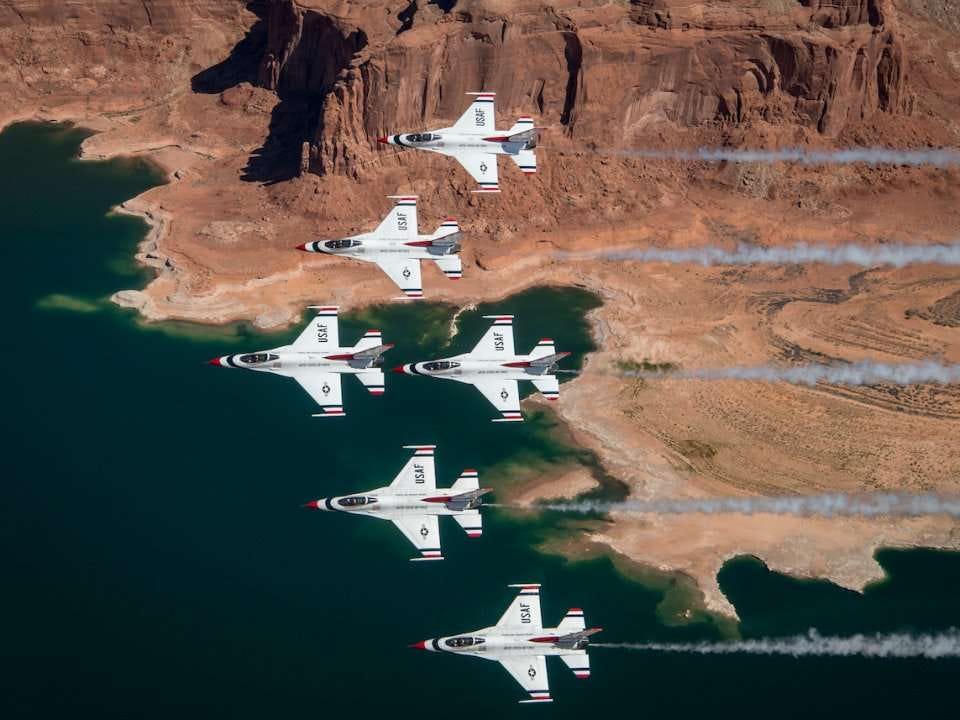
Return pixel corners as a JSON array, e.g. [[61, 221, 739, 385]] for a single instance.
[[338, 496, 377, 507], [423, 360, 460, 372], [444, 636, 485, 648], [407, 133, 441, 143], [239, 353, 279, 364], [324, 239, 361, 250]]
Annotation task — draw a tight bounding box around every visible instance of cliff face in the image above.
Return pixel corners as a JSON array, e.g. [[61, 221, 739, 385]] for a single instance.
[[246, 0, 913, 177], [0, 0, 252, 123]]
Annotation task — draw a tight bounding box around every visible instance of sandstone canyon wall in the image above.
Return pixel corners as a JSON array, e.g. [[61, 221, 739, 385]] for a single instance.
[[245, 0, 914, 178]]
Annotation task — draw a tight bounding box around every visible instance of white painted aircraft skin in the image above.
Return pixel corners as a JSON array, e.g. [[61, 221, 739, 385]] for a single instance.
[[409, 584, 601, 703], [207, 306, 392, 418], [393, 315, 570, 422], [377, 92, 538, 193], [295, 196, 462, 299], [302, 445, 491, 561]]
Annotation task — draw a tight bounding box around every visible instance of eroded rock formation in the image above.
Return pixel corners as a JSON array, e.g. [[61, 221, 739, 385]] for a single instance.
[[243, 0, 913, 178]]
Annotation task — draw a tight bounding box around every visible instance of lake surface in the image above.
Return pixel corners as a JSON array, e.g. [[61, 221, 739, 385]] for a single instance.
[[3, 122, 959, 719]]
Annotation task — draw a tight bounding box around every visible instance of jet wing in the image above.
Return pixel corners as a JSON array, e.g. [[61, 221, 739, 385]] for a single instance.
[[293, 371, 345, 418], [473, 379, 522, 423], [374, 196, 418, 237], [452, 92, 496, 133], [471, 316, 515, 358], [391, 514, 442, 560], [496, 584, 543, 629], [452, 151, 499, 193], [497, 656, 552, 703], [292, 306, 339, 351], [376, 258, 423, 299], [390, 445, 437, 491]]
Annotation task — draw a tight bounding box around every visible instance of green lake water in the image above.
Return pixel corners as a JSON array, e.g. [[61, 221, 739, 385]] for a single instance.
[[3, 122, 959, 718]]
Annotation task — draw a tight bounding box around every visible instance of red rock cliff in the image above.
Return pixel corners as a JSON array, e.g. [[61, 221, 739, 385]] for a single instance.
[[248, 0, 912, 177]]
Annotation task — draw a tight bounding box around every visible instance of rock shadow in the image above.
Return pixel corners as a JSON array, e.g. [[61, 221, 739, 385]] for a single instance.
[[191, 2, 268, 95]]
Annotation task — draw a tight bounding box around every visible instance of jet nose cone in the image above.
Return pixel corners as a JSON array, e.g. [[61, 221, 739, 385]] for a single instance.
[[295, 242, 309, 252], [391, 365, 407, 374], [302, 500, 321, 510], [408, 640, 428, 650], [377, 136, 389, 144], [207, 357, 223, 367]]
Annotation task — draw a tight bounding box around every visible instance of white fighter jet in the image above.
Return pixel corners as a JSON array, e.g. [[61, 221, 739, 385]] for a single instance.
[[409, 584, 601, 703], [393, 315, 569, 422], [295, 196, 462, 299], [302, 444, 490, 561], [207, 305, 392, 418], [377, 92, 537, 193]]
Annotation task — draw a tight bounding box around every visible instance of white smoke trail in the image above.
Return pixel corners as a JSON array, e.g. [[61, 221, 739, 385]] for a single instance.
[[594, 629, 960, 659], [617, 360, 960, 386], [558, 241, 960, 267], [537, 493, 960, 517], [615, 147, 960, 167]]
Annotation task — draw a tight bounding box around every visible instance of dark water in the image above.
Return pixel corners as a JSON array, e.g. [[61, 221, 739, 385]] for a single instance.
[[3, 122, 959, 719]]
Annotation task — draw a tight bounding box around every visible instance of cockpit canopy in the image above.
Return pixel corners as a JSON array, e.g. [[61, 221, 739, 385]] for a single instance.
[[324, 239, 361, 250], [337, 496, 376, 507], [423, 361, 460, 372], [239, 353, 279, 364], [444, 636, 485, 648], [407, 133, 441, 143]]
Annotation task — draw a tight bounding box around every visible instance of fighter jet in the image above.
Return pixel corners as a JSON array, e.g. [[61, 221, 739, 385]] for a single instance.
[[207, 305, 392, 418], [393, 315, 570, 422], [378, 92, 537, 193], [409, 584, 601, 703], [295, 196, 462, 299], [302, 444, 490, 561]]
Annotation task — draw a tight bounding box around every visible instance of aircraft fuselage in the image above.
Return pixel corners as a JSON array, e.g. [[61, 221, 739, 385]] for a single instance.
[[419, 629, 587, 657], [210, 349, 376, 376], [384, 130, 530, 156], [397, 357, 543, 381], [315, 490, 478, 516]]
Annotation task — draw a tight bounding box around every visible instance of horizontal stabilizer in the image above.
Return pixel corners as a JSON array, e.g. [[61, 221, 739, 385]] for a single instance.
[[450, 469, 480, 493], [530, 376, 559, 401], [559, 653, 591, 679], [432, 219, 461, 241], [434, 254, 462, 279], [557, 608, 586, 633], [353, 330, 388, 352], [508, 148, 537, 174], [452, 510, 483, 538], [353, 370, 386, 396]]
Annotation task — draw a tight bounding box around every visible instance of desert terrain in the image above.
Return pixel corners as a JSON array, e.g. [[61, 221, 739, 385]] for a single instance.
[[3, 0, 960, 617]]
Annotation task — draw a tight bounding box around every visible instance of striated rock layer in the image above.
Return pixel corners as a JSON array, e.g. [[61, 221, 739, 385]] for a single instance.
[[3, 0, 960, 619]]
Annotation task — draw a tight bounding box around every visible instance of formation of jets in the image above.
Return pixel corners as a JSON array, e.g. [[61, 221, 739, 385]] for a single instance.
[[209, 93, 600, 703], [210, 311, 569, 421], [410, 584, 601, 703]]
